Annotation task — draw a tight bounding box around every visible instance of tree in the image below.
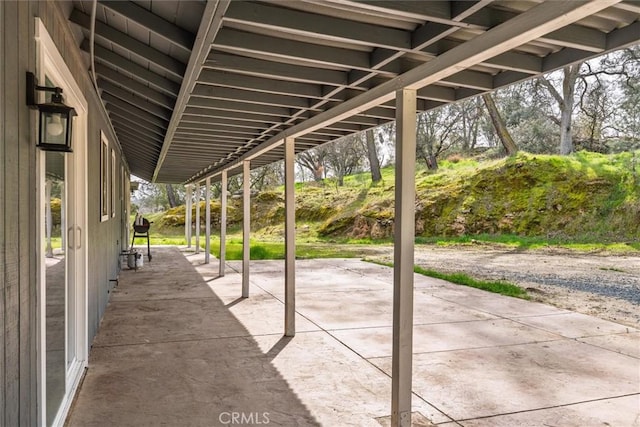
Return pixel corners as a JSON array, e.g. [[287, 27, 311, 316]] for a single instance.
[[324, 135, 365, 186], [456, 98, 483, 154], [297, 147, 327, 181], [538, 63, 582, 155], [482, 93, 518, 156], [166, 184, 179, 208], [576, 79, 613, 151], [251, 161, 284, 191], [363, 129, 382, 183], [416, 107, 459, 169]]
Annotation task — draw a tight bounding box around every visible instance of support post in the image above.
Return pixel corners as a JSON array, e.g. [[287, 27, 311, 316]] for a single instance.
[[186, 184, 192, 248], [205, 177, 211, 264], [219, 170, 227, 276], [195, 183, 201, 254], [391, 88, 417, 427], [284, 137, 296, 337], [242, 160, 250, 297], [45, 180, 53, 257]]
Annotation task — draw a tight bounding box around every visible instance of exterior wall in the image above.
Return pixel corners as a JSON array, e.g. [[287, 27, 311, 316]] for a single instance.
[[1, 1, 129, 424]]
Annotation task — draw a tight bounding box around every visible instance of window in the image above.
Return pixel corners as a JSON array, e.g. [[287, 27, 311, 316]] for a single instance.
[[100, 131, 109, 222], [111, 149, 116, 218]]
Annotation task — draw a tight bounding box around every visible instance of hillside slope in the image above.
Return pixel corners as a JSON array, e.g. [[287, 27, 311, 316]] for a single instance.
[[156, 152, 640, 242]]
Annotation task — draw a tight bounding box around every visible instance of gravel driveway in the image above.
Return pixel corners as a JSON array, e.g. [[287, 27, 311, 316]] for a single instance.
[[367, 244, 640, 328]]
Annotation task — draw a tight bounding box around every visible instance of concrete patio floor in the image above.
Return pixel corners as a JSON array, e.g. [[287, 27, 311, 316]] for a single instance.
[[67, 247, 640, 426]]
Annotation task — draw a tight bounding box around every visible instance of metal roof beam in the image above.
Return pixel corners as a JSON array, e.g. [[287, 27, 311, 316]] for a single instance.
[[197, 69, 328, 99], [100, 81, 173, 121], [178, 116, 270, 131], [224, 1, 411, 51], [171, 140, 247, 149], [205, 52, 350, 86], [98, 0, 194, 51], [325, 122, 366, 133], [465, 7, 608, 53], [70, 9, 186, 78], [212, 28, 373, 71], [191, 84, 313, 110], [188, 97, 291, 117], [174, 130, 253, 141], [181, 115, 271, 130], [417, 85, 456, 102], [177, 125, 271, 138], [169, 147, 242, 158], [102, 92, 171, 126], [183, 107, 283, 124], [96, 67, 175, 109], [441, 69, 494, 91], [348, 1, 454, 24], [82, 41, 181, 95], [115, 125, 164, 147], [109, 111, 166, 138], [431, 39, 543, 74], [105, 102, 169, 130]]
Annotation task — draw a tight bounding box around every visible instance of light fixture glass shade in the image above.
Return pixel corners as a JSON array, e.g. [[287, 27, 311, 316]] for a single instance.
[[37, 102, 75, 152], [47, 114, 64, 136]]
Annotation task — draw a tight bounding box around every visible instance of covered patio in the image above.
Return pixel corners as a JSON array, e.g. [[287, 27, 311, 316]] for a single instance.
[[60, 2, 640, 424], [67, 247, 639, 426]]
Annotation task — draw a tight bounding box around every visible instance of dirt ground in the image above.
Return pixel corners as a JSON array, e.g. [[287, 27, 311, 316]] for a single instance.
[[365, 244, 640, 329]]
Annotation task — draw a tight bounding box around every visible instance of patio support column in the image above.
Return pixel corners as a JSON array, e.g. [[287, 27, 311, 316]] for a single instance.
[[284, 137, 296, 337], [242, 160, 251, 297], [205, 177, 211, 264], [219, 170, 228, 277], [391, 88, 417, 427], [186, 184, 192, 249], [45, 180, 53, 258], [195, 183, 201, 254]]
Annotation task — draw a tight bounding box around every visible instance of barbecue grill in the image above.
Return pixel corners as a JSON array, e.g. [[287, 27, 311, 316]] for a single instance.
[[131, 217, 152, 261]]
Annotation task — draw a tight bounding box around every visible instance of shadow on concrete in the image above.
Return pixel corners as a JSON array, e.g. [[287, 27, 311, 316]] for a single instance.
[[66, 247, 320, 426], [265, 336, 293, 361], [225, 296, 245, 308]]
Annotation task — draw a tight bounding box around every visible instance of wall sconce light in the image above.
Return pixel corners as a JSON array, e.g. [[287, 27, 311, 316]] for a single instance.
[[26, 72, 76, 152]]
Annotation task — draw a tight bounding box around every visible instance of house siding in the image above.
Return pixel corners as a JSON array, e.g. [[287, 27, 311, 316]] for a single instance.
[[1, 1, 129, 424]]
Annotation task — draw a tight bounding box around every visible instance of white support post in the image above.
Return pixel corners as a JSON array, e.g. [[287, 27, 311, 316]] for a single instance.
[[284, 137, 296, 337], [242, 160, 250, 298], [219, 170, 227, 277], [391, 88, 417, 427], [186, 184, 192, 248], [45, 180, 53, 258], [205, 177, 211, 264], [195, 183, 201, 254]]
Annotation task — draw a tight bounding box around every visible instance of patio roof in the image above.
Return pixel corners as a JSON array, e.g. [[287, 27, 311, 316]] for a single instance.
[[67, 0, 640, 183]]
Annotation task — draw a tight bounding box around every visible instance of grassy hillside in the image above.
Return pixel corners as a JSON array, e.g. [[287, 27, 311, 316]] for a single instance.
[[148, 151, 640, 245]]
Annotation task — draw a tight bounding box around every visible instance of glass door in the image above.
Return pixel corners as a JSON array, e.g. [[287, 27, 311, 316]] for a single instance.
[[41, 74, 82, 427], [36, 18, 88, 426], [44, 151, 67, 427]]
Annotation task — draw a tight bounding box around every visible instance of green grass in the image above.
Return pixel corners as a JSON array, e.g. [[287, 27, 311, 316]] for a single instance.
[[133, 150, 640, 256], [367, 259, 529, 300], [206, 239, 365, 260]]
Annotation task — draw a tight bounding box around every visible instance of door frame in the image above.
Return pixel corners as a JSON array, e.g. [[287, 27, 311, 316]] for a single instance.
[[35, 18, 88, 427]]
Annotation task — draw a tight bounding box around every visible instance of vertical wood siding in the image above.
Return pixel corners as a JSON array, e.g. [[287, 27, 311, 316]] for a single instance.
[[3, 1, 28, 424], [1, 1, 129, 424], [0, 0, 6, 423]]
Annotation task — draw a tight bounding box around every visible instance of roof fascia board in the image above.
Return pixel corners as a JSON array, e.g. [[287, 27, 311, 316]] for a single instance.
[[152, 0, 230, 182]]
